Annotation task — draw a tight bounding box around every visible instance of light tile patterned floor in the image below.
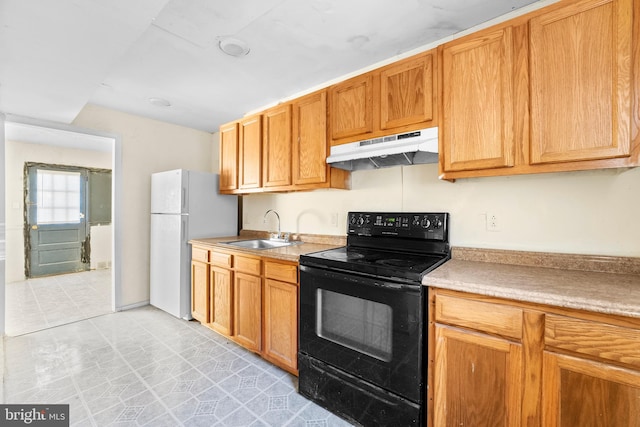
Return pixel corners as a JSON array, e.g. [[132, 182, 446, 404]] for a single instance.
[[2, 306, 356, 426], [5, 269, 112, 336]]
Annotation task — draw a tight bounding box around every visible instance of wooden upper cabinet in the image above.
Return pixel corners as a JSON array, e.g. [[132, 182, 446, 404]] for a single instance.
[[529, 0, 633, 165], [293, 90, 328, 185], [238, 115, 262, 190], [380, 52, 435, 130], [330, 50, 437, 146], [330, 73, 374, 140], [441, 26, 516, 172], [262, 104, 292, 188], [440, 0, 639, 180], [219, 122, 238, 192]]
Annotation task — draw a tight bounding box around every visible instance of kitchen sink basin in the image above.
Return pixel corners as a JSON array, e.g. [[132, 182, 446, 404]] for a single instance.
[[221, 239, 301, 250]]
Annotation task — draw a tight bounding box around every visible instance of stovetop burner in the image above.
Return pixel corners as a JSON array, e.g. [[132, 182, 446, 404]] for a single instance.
[[376, 258, 417, 268], [322, 251, 366, 261]]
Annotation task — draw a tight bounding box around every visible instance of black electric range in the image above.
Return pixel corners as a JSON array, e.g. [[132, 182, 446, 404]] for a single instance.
[[298, 212, 450, 427]]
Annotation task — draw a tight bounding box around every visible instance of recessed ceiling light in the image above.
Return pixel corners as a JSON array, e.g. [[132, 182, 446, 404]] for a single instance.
[[149, 97, 171, 107], [219, 37, 250, 57]]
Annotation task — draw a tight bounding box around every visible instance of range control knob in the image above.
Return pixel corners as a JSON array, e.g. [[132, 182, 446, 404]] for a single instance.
[[357, 216, 365, 226], [421, 217, 431, 228], [433, 218, 443, 228], [412, 216, 421, 226]]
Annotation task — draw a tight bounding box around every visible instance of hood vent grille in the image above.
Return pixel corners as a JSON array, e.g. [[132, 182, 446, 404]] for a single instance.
[[327, 127, 438, 171]]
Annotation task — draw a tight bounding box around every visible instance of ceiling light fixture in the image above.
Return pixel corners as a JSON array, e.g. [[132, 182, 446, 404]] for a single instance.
[[148, 97, 171, 107], [219, 37, 250, 57]]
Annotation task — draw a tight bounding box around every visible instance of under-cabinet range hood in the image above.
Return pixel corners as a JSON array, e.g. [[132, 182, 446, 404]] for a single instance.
[[326, 127, 438, 171]]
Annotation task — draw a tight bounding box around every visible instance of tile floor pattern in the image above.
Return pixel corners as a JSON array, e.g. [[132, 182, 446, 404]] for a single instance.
[[5, 269, 112, 336], [3, 306, 356, 426]]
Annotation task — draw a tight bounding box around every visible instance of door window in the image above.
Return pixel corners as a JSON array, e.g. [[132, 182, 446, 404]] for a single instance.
[[36, 169, 82, 224]]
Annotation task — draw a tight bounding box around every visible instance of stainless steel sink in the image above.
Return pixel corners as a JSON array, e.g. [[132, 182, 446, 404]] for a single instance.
[[220, 239, 301, 250]]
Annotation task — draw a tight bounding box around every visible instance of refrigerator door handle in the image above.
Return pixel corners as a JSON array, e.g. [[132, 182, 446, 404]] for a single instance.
[[182, 188, 187, 212], [182, 218, 187, 243]]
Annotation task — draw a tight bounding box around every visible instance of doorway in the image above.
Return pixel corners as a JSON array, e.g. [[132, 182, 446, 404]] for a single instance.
[[3, 118, 121, 336]]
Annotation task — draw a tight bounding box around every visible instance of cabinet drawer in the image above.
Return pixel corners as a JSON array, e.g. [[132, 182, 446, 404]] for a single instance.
[[435, 294, 523, 340], [235, 256, 261, 275], [545, 314, 640, 368], [264, 261, 298, 284], [192, 246, 209, 263], [210, 251, 232, 268]]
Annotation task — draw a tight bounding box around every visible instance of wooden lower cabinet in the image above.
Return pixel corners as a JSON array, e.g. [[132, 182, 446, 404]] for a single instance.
[[210, 266, 233, 336], [263, 278, 298, 373], [542, 352, 640, 427], [190, 260, 209, 323], [190, 245, 299, 375], [430, 288, 640, 427], [434, 325, 522, 427], [233, 271, 262, 352]]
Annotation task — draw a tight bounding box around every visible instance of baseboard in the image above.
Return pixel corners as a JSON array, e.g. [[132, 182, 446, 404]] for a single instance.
[[116, 300, 149, 312]]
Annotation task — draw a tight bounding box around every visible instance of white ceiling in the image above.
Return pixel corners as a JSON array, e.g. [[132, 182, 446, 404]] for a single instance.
[[1, 0, 542, 134]]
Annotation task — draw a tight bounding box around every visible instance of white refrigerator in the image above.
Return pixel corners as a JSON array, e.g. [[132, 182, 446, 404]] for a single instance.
[[150, 169, 237, 319]]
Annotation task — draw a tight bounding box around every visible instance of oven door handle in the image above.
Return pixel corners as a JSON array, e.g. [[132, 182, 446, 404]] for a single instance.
[[372, 281, 404, 290], [300, 264, 421, 292]]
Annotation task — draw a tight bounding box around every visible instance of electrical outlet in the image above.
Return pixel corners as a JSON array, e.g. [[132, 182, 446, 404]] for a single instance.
[[330, 212, 339, 227], [486, 212, 501, 232]]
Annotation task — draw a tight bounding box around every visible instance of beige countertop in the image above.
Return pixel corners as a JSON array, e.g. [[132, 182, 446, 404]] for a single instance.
[[189, 231, 345, 263], [423, 248, 640, 319]]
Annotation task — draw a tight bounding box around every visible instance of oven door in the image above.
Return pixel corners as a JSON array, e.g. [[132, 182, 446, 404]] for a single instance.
[[299, 264, 425, 402]]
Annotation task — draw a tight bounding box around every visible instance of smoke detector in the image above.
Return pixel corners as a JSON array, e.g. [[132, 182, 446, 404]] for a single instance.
[[219, 37, 250, 57]]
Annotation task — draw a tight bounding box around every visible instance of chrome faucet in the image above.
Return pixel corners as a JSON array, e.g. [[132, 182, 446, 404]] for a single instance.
[[264, 209, 287, 241]]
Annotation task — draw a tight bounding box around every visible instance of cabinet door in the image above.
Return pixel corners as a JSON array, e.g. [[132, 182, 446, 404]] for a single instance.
[[191, 260, 209, 323], [210, 266, 233, 336], [441, 27, 515, 172], [233, 272, 262, 352], [330, 73, 374, 140], [262, 104, 292, 187], [238, 115, 262, 189], [292, 91, 328, 185], [434, 325, 522, 427], [219, 122, 238, 191], [263, 279, 298, 373], [529, 0, 632, 164], [543, 352, 640, 427], [380, 52, 435, 130]]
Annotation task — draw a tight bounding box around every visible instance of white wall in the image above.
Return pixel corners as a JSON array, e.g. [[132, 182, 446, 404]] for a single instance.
[[0, 114, 6, 335], [242, 163, 640, 257], [72, 104, 215, 308], [4, 140, 113, 282]]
